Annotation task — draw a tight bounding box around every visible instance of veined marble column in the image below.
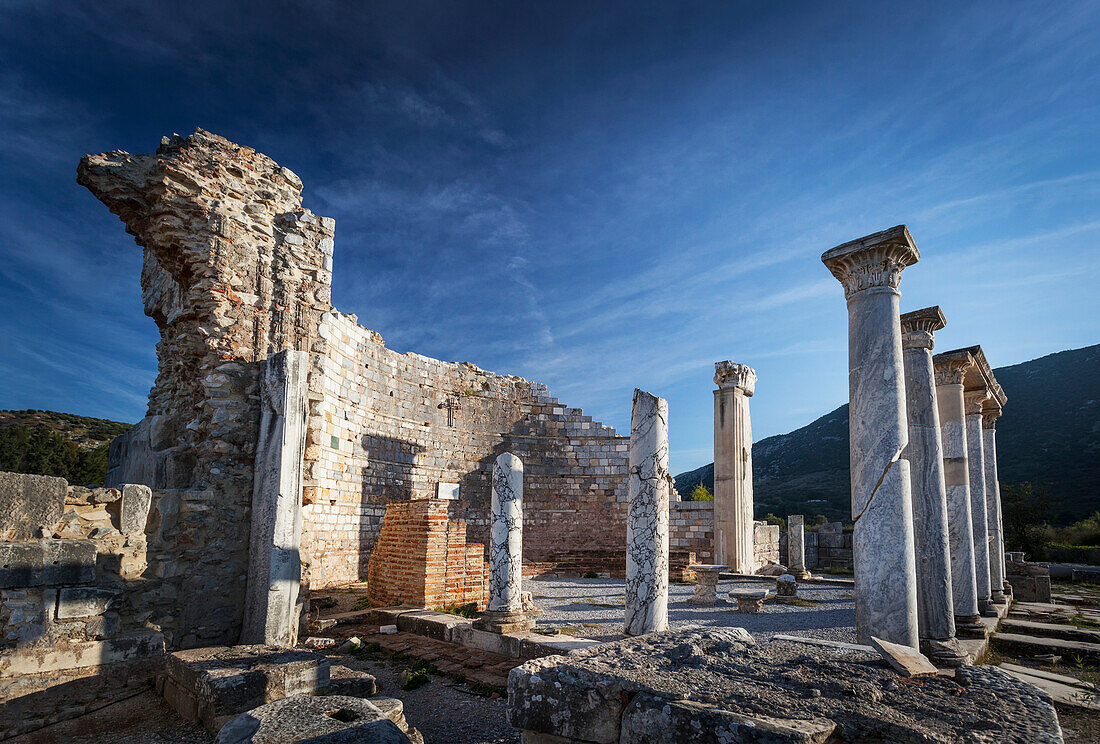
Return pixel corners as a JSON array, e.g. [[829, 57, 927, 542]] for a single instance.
[[982, 405, 1008, 605], [965, 390, 997, 617], [933, 352, 985, 638], [713, 361, 757, 574], [476, 452, 534, 633], [625, 389, 670, 636], [901, 308, 968, 666], [787, 515, 810, 580], [822, 226, 920, 648]]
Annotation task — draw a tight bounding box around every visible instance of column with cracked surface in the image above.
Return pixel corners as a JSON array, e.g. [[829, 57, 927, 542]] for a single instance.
[[713, 361, 757, 574], [934, 351, 985, 638], [822, 225, 919, 648], [965, 389, 997, 617], [901, 308, 968, 666], [787, 515, 810, 580], [477, 452, 534, 633], [625, 389, 670, 636], [982, 405, 1008, 605]]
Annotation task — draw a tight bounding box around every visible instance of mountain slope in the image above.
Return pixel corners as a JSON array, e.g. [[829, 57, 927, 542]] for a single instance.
[[674, 344, 1100, 525], [0, 409, 133, 486]]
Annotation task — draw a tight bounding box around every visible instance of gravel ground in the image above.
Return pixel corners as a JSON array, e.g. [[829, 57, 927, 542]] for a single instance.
[[527, 576, 857, 644]]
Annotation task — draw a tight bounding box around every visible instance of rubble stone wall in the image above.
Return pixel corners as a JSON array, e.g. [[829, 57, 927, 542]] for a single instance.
[[670, 501, 780, 569]]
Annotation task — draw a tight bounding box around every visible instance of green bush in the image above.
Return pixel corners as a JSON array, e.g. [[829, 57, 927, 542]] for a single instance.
[[689, 484, 713, 501], [1046, 543, 1100, 566]]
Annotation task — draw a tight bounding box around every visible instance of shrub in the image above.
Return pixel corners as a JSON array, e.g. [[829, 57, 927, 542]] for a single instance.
[[689, 484, 713, 501]]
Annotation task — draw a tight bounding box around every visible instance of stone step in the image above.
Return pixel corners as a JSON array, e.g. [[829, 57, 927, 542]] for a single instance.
[[998, 665, 1100, 711], [999, 663, 1098, 691], [991, 632, 1100, 662], [999, 618, 1100, 644]]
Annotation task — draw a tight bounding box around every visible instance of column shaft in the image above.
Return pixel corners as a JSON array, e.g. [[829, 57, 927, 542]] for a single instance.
[[787, 515, 809, 579], [982, 418, 1006, 603], [488, 453, 524, 613], [625, 389, 670, 636], [713, 362, 756, 573], [965, 396, 995, 616]]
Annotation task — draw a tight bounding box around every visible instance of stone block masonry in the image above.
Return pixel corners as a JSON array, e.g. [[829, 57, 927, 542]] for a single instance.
[[669, 500, 779, 570]]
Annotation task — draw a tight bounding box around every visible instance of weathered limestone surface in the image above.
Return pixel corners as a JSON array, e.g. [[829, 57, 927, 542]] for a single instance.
[[821, 226, 919, 647], [900, 307, 967, 666], [625, 389, 670, 636], [933, 351, 985, 637], [242, 350, 309, 647], [215, 695, 414, 744], [983, 404, 1008, 604], [507, 627, 1064, 743], [965, 389, 996, 616], [712, 361, 756, 573], [686, 565, 726, 606], [0, 472, 68, 541], [787, 515, 809, 580]]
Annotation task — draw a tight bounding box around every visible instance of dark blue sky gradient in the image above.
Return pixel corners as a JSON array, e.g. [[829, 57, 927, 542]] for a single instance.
[[1, 1, 1097, 472]]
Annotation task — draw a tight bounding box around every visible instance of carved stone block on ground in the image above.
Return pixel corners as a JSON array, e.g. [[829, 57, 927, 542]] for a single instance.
[[507, 626, 1064, 743], [163, 645, 330, 732], [215, 695, 412, 743]]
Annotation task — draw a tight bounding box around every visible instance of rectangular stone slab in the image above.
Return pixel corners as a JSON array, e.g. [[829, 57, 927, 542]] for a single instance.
[[869, 636, 938, 677], [992, 632, 1100, 661]]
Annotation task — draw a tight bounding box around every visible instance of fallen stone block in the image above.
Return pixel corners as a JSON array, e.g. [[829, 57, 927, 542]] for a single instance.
[[164, 645, 330, 732], [326, 664, 378, 698], [108, 483, 152, 535], [869, 636, 938, 678], [214, 695, 412, 743], [508, 626, 1064, 743]]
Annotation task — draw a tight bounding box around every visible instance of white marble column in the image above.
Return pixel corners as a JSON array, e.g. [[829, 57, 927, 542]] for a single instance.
[[822, 225, 920, 648], [713, 361, 757, 574], [787, 515, 810, 580], [933, 352, 985, 638], [489, 452, 524, 612], [965, 390, 997, 617], [242, 349, 308, 647], [901, 308, 967, 666], [625, 388, 670, 636], [982, 406, 1007, 605]]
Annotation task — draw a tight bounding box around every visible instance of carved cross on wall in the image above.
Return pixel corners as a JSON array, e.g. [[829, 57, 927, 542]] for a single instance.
[[439, 396, 460, 427]]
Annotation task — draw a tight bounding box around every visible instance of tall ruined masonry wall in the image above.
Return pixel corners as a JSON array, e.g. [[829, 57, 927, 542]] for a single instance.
[[82, 129, 631, 634]]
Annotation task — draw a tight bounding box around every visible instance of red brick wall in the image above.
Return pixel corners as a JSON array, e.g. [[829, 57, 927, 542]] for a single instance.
[[366, 498, 488, 609]]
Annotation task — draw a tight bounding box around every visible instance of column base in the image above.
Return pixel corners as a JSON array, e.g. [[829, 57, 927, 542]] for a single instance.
[[1003, 581, 1014, 600], [790, 569, 812, 581], [920, 637, 971, 668], [474, 610, 535, 634], [978, 598, 999, 617], [954, 614, 988, 639], [991, 588, 1008, 605]]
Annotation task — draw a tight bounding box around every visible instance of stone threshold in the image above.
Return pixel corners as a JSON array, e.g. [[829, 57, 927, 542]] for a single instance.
[[362, 606, 603, 660], [958, 601, 1010, 663]]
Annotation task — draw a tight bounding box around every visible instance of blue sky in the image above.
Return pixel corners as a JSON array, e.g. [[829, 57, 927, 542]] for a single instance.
[[1, 1, 1097, 474]]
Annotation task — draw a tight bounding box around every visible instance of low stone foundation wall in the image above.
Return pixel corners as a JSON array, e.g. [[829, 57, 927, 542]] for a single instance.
[[1006, 559, 1052, 602], [366, 498, 488, 610], [0, 472, 165, 739], [780, 521, 853, 570]]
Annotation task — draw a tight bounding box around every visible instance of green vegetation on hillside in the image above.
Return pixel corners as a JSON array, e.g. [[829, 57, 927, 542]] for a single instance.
[[0, 409, 132, 486]]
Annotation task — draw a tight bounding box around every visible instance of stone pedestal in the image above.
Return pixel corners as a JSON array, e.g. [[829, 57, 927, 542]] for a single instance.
[[900, 308, 967, 667], [786, 515, 811, 580], [822, 226, 920, 648], [982, 407, 1007, 605], [776, 575, 798, 600], [712, 362, 757, 574], [242, 350, 309, 648], [624, 389, 670, 636], [477, 452, 533, 634], [965, 390, 997, 617], [729, 589, 768, 613], [933, 352, 985, 639], [687, 564, 727, 606]]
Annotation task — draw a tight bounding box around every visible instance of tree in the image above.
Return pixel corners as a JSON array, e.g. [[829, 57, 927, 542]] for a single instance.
[[1001, 481, 1053, 559], [689, 484, 714, 501]]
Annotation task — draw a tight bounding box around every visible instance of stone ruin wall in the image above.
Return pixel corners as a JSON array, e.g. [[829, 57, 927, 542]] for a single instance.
[[305, 309, 630, 588], [78, 129, 334, 648], [669, 501, 780, 569], [78, 129, 632, 635]]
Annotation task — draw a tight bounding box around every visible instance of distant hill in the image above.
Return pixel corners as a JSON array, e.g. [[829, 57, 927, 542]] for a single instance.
[[674, 344, 1100, 526], [0, 409, 133, 486]]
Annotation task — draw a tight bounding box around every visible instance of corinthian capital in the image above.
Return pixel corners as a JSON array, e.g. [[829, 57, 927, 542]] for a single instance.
[[933, 349, 972, 387], [901, 306, 946, 350], [821, 225, 920, 300], [963, 389, 990, 415], [714, 361, 756, 395], [981, 403, 1002, 429]]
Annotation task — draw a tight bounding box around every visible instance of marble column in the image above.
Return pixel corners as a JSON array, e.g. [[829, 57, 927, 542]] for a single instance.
[[982, 405, 1008, 605], [713, 361, 757, 574], [822, 225, 920, 648], [933, 352, 985, 638], [965, 390, 997, 617], [476, 452, 534, 633], [787, 515, 810, 580], [242, 349, 308, 647], [901, 308, 968, 666], [625, 389, 671, 636]]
